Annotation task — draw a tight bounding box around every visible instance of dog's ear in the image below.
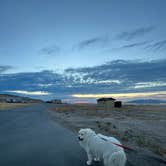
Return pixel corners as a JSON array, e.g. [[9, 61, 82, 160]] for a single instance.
[[87, 128, 93, 132], [78, 128, 83, 133], [85, 128, 92, 134]]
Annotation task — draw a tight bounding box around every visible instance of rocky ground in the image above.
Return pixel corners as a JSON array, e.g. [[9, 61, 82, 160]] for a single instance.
[[48, 103, 166, 160]]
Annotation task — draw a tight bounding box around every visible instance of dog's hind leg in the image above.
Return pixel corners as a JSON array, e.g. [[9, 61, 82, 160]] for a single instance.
[[107, 151, 126, 166], [104, 158, 109, 166]]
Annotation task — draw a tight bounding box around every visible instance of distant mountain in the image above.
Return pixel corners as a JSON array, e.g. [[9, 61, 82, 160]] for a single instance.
[[0, 94, 43, 103], [127, 99, 166, 104]]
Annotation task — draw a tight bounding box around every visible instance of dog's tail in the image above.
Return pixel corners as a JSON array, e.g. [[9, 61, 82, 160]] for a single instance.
[[107, 150, 127, 166]]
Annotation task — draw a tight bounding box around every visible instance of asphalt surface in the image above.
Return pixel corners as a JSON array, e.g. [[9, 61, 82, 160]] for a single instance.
[[0, 104, 91, 166], [0, 104, 165, 166]]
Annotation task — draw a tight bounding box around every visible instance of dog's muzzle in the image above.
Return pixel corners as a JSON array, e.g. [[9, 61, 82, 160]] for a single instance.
[[78, 137, 84, 141]]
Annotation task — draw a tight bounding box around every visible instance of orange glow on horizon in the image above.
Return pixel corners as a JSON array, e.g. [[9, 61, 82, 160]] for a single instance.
[[71, 91, 166, 100]]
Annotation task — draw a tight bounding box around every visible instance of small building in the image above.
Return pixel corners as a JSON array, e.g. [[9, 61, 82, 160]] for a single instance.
[[114, 101, 122, 108], [97, 97, 116, 108], [97, 97, 122, 110], [46, 99, 62, 104], [97, 97, 116, 104]]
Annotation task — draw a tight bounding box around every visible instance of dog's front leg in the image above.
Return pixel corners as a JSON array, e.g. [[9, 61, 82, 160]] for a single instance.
[[86, 151, 93, 165]]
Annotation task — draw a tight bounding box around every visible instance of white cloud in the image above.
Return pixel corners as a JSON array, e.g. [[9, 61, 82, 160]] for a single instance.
[[5, 90, 51, 95], [96, 80, 121, 84], [65, 71, 121, 85], [37, 83, 53, 87], [133, 81, 166, 89]]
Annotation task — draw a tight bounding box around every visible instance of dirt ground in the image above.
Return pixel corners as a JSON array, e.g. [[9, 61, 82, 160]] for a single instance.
[[48, 103, 166, 161], [0, 103, 31, 110]]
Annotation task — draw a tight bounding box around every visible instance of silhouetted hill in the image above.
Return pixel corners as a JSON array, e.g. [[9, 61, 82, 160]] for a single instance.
[[0, 94, 43, 103], [128, 99, 166, 104]]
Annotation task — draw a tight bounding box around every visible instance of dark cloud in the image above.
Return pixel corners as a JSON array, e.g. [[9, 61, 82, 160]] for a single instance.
[[74, 27, 154, 51], [0, 70, 66, 93], [0, 65, 13, 73], [75, 36, 109, 50], [110, 40, 166, 52], [113, 41, 148, 50], [144, 40, 166, 51], [65, 59, 166, 92], [116, 26, 154, 41], [39, 45, 60, 56], [0, 60, 166, 99]]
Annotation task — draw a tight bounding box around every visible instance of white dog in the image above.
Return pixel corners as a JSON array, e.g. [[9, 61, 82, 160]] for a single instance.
[[78, 128, 126, 166]]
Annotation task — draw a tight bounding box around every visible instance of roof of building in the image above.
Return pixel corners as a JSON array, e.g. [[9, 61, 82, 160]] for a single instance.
[[97, 97, 116, 102]]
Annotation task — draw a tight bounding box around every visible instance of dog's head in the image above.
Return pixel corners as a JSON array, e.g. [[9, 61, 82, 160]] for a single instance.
[[78, 128, 96, 141]]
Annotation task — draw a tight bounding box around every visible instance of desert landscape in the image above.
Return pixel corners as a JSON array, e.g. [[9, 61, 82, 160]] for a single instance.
[[48, 103, 166, 161]]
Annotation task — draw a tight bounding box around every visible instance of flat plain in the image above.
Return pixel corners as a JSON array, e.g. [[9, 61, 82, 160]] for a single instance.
[[49, 103, 166, 160]]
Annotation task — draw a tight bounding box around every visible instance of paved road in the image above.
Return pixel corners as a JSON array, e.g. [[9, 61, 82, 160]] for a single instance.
[[0, 104, 165, 166], [0, 104, 92, 166]]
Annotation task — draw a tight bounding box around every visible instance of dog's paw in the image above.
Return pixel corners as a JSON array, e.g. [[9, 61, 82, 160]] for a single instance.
[[86, 161, 92, 165], [94, 158, 100, 162]]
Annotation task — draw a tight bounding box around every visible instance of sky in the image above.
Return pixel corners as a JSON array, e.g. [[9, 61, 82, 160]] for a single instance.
[[0, 0, 166, 102]]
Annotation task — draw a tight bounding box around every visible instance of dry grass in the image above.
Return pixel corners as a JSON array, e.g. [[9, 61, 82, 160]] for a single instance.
[[51, 103, 166, 120], [51, 103, 104, 112], [0, 103, 31, 110], [49, 103, 166, 157]]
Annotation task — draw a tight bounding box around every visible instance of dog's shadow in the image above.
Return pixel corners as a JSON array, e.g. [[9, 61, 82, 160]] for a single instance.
[[90, 160, 131, 166], [91, 161, 104, 166]]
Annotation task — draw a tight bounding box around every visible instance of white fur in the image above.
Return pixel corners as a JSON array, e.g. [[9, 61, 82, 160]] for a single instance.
[[78, 128, 126, 166]]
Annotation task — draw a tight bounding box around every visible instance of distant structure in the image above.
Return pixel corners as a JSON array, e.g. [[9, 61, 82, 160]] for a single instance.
[[97, 97, 116, 107], [46, 99, 62, 104], [97, 97, 122, 109], [114, 101, 122, 108]]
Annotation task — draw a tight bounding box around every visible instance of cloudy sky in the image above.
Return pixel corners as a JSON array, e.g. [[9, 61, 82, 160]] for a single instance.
[[0, 0, 166, 102]]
